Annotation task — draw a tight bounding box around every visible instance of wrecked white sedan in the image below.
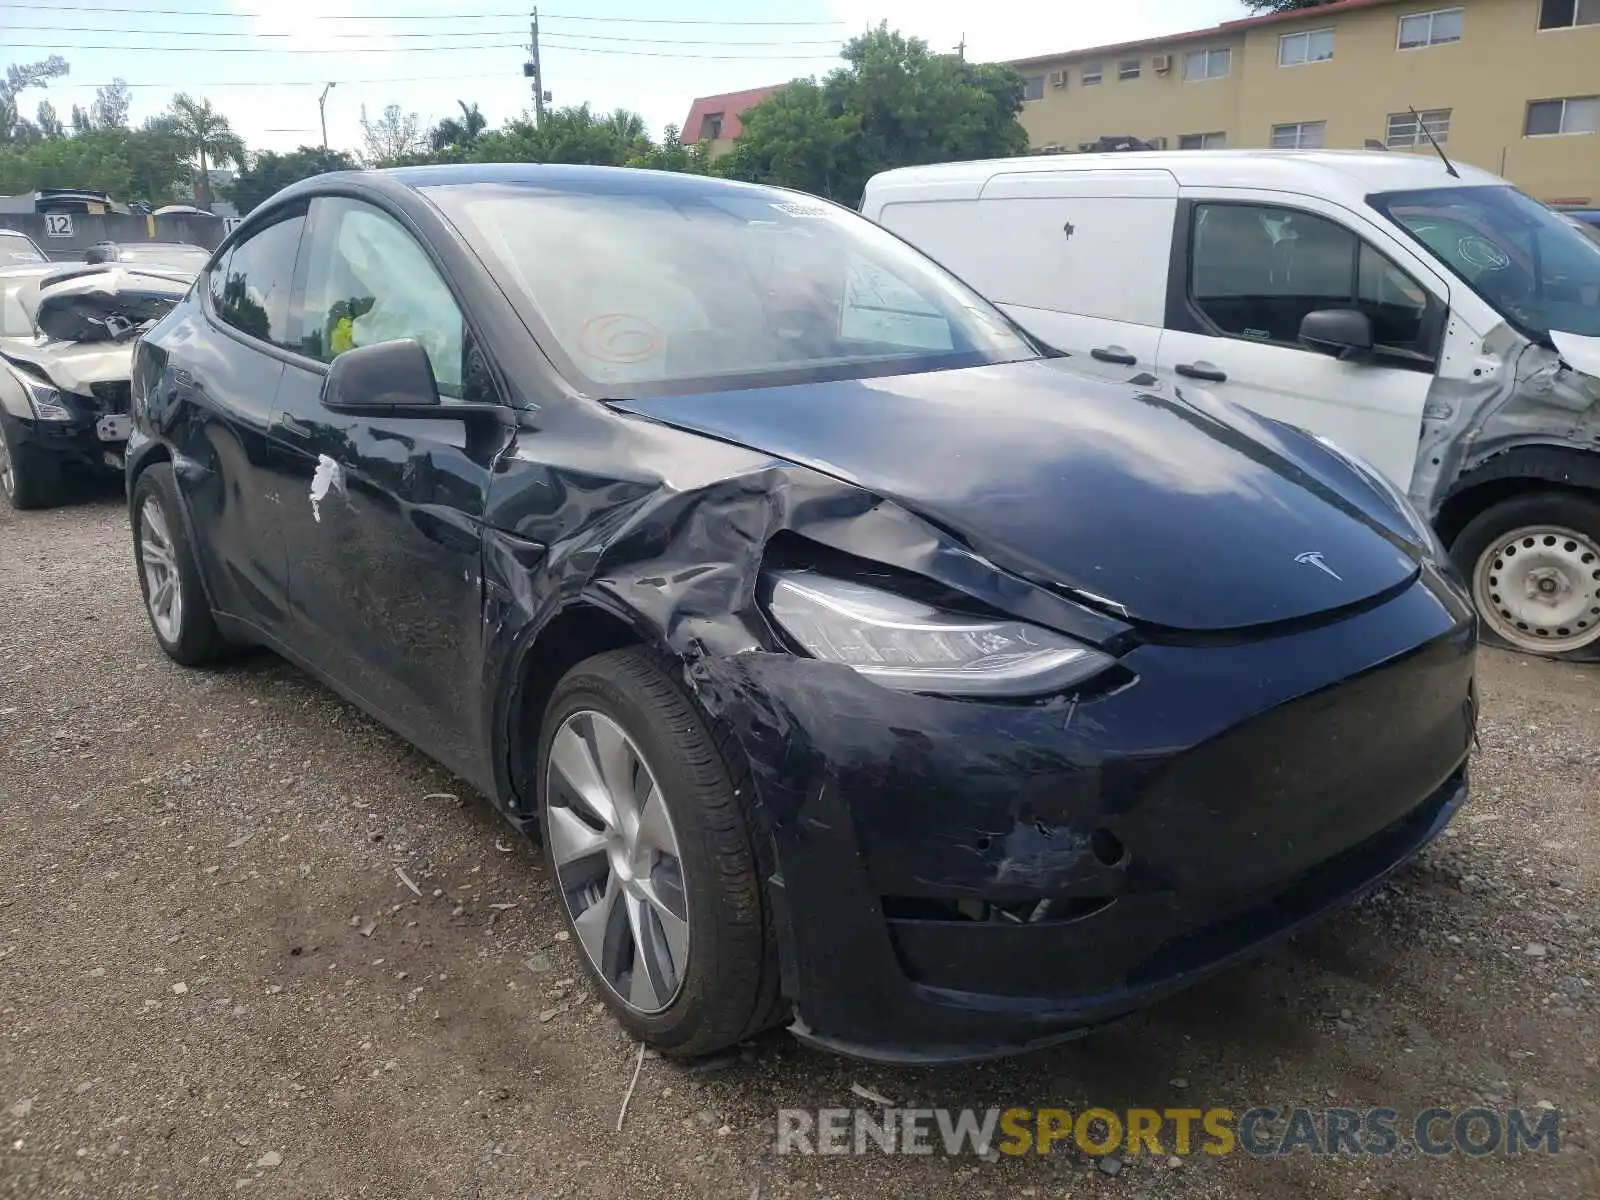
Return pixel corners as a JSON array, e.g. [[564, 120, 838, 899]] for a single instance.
[[0, 262, 194, 509]]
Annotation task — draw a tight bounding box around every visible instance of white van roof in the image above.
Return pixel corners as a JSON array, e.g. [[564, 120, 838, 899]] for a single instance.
[[863, 149, 1506, 209]]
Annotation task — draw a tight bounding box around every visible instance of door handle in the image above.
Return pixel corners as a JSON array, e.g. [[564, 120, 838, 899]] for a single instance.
[[1090, 347, 1138, 366], [278, 414, 313, 438], [1174, 362, 1227, 383]]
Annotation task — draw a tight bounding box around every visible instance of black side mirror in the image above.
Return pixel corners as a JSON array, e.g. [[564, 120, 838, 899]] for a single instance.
[[1299, 309, 1374, 362], [322, 338, 441, 415]]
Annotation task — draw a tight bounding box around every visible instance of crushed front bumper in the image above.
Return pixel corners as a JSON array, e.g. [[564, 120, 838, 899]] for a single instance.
[[700, 564, 1476, 1063]]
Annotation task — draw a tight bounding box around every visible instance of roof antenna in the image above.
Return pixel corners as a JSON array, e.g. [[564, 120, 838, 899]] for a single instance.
[[1410, 106, 1459, 178]]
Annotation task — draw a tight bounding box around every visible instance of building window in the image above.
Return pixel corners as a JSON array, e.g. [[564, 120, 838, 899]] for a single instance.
[[701, 112, 724, 140], [1279, 28, 1335, 65], [1082, 61, 1103, 84], [1183, 46, 1232, 81], [1526, 95, 1600, 135], [1023, 74, 1045, 102], [1397, 7, 1464, 48], [1271, 121, 1326, 148], [1179, 132, 1227, 149], [1119, 58, 1141, 80], [1387, 108, 1452, 147], [1539, 0, 1600, 29]]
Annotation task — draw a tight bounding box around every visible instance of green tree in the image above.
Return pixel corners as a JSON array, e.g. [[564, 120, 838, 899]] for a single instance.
[[35, 100, 64, 139], [429, 100, 488, 156], [1, 55, 69, 145], [625, 124, 713, 175], [159, 93, 247, 209], [125, 117, 194, 206], [468, 103, 652, 167], [719, 25, 1030, 206], [0, 129, 135, 197], [360, 103, 428, 166], [229, 145, 359, 214], [1239, 0, 1338, 11], [90, 79, 132, 130]]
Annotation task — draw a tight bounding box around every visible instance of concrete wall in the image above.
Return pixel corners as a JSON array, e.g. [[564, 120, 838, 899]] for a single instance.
[[3, 211, 227, 261], [1013, 0, 1600, 204]]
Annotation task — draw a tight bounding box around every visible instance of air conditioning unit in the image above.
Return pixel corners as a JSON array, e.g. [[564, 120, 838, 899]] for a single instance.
[[1049, 70, 1068, 88], [1150, 136, 1168, 150], [1152, 53, 1172, 73]]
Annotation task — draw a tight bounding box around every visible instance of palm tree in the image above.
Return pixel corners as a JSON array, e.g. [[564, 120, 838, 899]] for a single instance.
[[162, 93, 246, 211], [429, 100, 488, 154]]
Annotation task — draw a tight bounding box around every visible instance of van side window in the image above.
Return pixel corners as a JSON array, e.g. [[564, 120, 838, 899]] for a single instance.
[[1188, 203, 1437, 360]]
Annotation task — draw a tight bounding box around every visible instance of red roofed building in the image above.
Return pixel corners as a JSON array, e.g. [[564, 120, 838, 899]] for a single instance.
[[681, 84, 784, 157]]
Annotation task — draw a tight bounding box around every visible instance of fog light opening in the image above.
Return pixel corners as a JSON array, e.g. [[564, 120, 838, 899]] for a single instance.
[[1090, 826, 1126, 867]]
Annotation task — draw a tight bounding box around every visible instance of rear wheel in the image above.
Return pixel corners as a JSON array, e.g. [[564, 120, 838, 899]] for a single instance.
[[132, 464, 227, 666], [1451, 491, 1600, 659], [0, 416, 63, 510], [536, 647, 782, 1056]]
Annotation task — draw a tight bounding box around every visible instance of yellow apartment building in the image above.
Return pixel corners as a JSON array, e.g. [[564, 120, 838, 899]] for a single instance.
[[1010, 0, 1600, 203]]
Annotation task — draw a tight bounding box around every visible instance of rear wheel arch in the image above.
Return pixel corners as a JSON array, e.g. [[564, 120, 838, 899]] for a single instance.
[[1436, 445, 1600, 548]]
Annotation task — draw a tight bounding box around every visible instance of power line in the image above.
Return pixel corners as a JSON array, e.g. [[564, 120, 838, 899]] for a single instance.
[[0, 2, 845, 22], [9, 24, 843, 45], [8, 39, 839, 59]]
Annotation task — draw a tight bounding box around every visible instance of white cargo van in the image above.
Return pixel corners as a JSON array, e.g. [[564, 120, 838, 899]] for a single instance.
[[862, 150, 1600, 660]]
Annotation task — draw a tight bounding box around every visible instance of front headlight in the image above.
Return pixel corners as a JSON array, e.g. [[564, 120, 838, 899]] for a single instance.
[[765, 570, 1113, 697], [1313, 435, 1442, 554], [16, 372, 74, 422]]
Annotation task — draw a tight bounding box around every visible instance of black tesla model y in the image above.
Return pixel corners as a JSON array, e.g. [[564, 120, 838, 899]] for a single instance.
[[126, 165, 1476, 1063]]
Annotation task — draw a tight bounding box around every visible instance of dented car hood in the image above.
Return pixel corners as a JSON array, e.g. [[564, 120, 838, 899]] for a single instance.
[[29, 266, 191, 344], [0, 337, 134, 393], [615, 359, 1423, 632], [1551, 331, 1600, 379]]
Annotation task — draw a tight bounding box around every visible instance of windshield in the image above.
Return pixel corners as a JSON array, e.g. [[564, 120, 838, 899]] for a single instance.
[[1371, 185, 1600, 341], [0, 233, 45, 266], [425, 181, 1037, 398]]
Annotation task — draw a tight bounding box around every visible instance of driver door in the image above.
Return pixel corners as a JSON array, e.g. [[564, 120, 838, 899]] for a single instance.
[[1156, 192, 1452, 487]]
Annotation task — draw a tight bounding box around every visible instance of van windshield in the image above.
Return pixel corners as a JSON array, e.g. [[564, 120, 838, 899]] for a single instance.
[[1370, 185, 1600, 342], [425, 181, 1038, 398]]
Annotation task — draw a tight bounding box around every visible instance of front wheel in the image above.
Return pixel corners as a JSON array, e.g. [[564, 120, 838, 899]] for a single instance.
[[0, 416, 63, 510], [1451, 491, 1600, 660], [536, 647, 782, 1056]]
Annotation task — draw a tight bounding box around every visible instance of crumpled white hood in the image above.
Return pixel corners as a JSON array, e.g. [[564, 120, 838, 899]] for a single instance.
[[1551, 331, 1600, 380]]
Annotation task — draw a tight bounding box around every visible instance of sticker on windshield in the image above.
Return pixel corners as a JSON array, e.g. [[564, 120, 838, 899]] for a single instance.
[[772, 202, 829, 218]]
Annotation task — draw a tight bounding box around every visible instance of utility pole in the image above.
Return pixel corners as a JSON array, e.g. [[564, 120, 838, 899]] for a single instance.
[[318, 82, 336, 153], [527, 7, 546, 125], [955, 34, 966, 61]]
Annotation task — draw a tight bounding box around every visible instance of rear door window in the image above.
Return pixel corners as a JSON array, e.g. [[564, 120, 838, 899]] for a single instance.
[[210, 214, 306, 347]]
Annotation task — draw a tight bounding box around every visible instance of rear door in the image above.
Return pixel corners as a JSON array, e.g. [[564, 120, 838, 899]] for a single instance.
[[1156, 192, 1451, 487], [166, 208, 308, 636], [267, 194, 511, 775], [876, 168, 1177, 382]]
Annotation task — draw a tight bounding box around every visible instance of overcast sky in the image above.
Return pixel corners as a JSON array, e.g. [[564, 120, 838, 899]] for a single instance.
[[4, 0, 1245, 160]]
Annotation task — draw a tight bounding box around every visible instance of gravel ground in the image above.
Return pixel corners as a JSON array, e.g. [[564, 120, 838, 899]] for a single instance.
[[2, 487, 1598, 1200]]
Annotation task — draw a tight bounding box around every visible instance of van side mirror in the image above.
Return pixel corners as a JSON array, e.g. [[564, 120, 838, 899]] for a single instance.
[[1299, 309, 1374, 362], [321, 338, 441, 416]]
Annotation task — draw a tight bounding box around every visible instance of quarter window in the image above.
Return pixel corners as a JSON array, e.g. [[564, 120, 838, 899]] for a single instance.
[[1538, 0, 1600, 29], [1179, 132, 1227, 149], [1398, 7, 1463, 48], [1188, 203, 1436, 359], [1279, 28, 1335, 66], [1387, 108, 1452, 147], [1119, 58, 1141, 80], [1082, 61, 1102, 84], [1022, 74, 1045, 102], [1271, 121, 1327, 149], [1183, 47, 1232, 81], [209, 213, 305, 347], [297, 197, 483, 401], [1526, 96, 1600, 135]]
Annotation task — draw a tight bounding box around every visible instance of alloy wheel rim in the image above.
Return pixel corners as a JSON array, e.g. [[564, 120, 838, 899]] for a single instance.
[[1474, 523, 1600, 653], [139, 498, 184, 643], [0, 433, 13, 498], [544, 710, 690, 1015]]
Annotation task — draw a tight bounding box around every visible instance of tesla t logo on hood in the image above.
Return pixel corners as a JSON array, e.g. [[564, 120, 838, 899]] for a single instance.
[[1295, 551, 1342, 581]]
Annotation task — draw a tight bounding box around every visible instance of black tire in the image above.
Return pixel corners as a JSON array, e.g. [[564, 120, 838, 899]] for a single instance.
[[536, 647, 784, 1057], [0, 415, 63, 510], [131, 463, 228, 666], [1450, 490, 1600, 661]]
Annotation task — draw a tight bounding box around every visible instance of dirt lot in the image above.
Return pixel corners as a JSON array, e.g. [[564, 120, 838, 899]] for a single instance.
[[2, 487, 1597, 1200]]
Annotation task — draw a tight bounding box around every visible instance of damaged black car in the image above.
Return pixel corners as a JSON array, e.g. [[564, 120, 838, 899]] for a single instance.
[[1, 262, 193, 508], [126, 165, 1477, 1063]]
